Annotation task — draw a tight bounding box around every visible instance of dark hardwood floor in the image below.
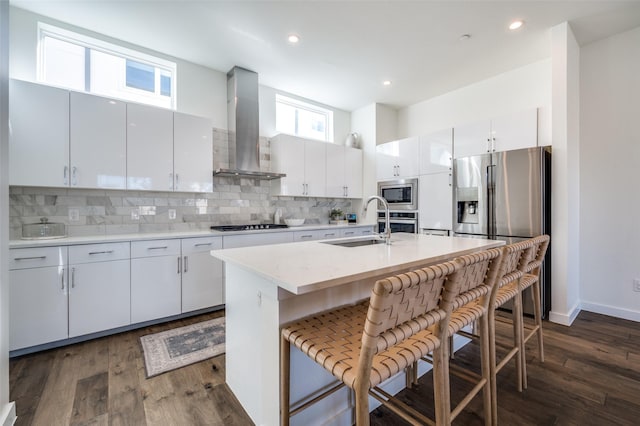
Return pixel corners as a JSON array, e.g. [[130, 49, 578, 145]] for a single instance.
[[9, 310, 640, 425]]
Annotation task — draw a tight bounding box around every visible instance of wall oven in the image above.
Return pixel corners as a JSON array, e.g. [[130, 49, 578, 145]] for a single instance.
[[377, 178, 418, 211], [378, 211, 418, 234]]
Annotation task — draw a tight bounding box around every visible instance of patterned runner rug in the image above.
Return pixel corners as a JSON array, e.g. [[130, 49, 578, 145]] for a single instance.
[[140, 317, 225, 378]]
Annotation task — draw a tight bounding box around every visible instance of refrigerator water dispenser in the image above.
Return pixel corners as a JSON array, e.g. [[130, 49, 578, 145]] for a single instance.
[[456, 187, 479, 224]]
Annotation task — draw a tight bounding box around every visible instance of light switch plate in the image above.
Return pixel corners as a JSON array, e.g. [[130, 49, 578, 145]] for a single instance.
[[68, 208, 80, 222]]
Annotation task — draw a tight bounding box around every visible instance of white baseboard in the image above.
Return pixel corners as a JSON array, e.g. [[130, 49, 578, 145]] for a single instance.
[[1, 402, 16, 426], [548, 300, 581, 326], [580, 301, 640, 322]]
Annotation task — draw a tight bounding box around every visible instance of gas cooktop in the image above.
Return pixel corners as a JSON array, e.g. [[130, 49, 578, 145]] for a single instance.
[[210, 224, 289, 232]]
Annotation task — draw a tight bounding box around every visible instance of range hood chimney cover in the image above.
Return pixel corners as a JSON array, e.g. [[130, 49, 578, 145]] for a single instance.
[[214, 66, 285, 180]]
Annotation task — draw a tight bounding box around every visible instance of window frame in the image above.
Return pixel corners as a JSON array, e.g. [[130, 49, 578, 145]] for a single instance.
[[37, 22, 177, 109], [275, 94, 334, 142]]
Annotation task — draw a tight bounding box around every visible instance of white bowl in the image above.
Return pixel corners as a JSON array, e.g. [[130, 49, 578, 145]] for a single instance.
[[285, 218, 305, 227]]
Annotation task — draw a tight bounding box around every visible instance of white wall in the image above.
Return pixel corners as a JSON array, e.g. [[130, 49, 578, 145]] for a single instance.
[[397, 59, 552, 145], [351, 103, 377, 223], [9, 6, 351, 143], [1, 2, 17, 425], [579, 26, 640, 321]]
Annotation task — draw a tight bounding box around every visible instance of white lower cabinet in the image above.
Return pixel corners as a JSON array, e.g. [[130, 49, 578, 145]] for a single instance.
[[131, 239, 182, 323], [9, 247, 68, 351], [339, 226, 374, 238], [181, 237, 224, 313], [68, 243, 131, 338]]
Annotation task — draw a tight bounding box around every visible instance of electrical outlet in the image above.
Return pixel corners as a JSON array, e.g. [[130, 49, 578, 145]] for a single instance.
[[68, 208, 80, 222], [131, 209, 140, 220], [634, 279, 640, 292], [168, 209, 177, 220]]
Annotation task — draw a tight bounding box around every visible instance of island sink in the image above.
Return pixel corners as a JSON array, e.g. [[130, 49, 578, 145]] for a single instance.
[[321, 236, 386, 247]]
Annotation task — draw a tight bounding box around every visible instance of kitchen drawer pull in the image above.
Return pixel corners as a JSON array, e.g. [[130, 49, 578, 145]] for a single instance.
[[14, 256, 47, 261], [147, 246, 169, 250], [177, 257, 182, 274], [344, 231, 354, 236], [88, 250, 114, 255], [61, 268, 65, 290], [71, 267, 76, 288], [324, 233, 336, 237], [300, 235, 313, 239], [184, 256, 188, 273], [195, 243, 212, 247]]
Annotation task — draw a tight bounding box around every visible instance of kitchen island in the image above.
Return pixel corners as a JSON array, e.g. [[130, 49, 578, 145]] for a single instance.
[[211, 233, 503, 426]]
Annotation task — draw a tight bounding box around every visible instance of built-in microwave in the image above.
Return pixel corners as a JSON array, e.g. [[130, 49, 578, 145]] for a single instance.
[[377, 178, 418, 211]]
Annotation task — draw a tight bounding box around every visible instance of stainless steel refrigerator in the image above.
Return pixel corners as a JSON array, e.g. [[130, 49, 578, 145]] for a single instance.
[[453, 146, 551, 317]]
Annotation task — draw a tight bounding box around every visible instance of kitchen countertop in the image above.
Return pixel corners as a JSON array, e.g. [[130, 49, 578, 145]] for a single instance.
[[9, 223, 375, 248], [211, 232, 504, 295]]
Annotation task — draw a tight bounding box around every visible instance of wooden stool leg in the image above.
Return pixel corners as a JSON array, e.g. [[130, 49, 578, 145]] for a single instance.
[[532, 279, 544, 362], [479, 315, 492, 426], [513, 291, 524, 393], [280, 335, 291, 426], [432, 343, 450, 426], [488, 309, 498, 426]]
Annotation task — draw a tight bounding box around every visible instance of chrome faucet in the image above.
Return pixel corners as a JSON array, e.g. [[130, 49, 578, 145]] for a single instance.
[[363, 195, 392, 245]]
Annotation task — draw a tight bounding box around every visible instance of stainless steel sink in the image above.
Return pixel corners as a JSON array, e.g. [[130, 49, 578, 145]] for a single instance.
[[322, 237, 386, 247]]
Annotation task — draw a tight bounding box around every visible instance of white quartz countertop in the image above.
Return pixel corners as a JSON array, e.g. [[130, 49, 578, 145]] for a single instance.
[[9, 223, 374, 248], [210, 233, 504, 295]]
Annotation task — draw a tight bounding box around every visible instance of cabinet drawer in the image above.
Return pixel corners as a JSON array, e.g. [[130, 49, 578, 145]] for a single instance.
[[69, 242, 130, 264], [292, 230, 321, 242], [181, 236, 222, 255], [131, 239, 181, 258], [318, 229, 339, 240], [9, 247, 65, 270]]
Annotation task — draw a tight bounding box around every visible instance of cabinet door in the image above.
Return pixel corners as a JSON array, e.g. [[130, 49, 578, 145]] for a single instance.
[[181, 237, 224, 313], [9, 80, 69, 187], [454, 120, 491, 158], [376, 141, 400, 180], [418, 173, 453, 231], [344, 146, 363, 198], [395, 137, 419, 178], [131, 255, 182, 323], [68, 259, 131, 337], [270, 137, 305, 196], [304, 140, 326, 197], [70, 92, 126, 189], [491, 108, 538, 152], [174, 112, 213, 192], [127, 103, 174, 191], [9, 266, 68, 350], [325, 144, 346, 198], [419, 129, 453, 175]]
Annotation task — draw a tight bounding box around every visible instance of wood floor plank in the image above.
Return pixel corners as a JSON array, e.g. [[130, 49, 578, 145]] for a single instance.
[[107, 332, 146, 426], [70, 372, 109, 426]]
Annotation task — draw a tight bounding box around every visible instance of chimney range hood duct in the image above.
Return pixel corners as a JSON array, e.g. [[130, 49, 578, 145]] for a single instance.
[[213, 66, 285, 179]]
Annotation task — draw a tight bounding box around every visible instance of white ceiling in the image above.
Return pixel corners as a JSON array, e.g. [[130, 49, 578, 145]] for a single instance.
[[10, 0, 640, 112]]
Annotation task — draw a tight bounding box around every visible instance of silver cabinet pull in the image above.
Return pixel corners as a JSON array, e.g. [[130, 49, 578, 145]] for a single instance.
[[324, 233, 336, 237], [147, 246, 169, 250], [344, 231, 354, 236], [175, 173, 180, 189], [63, 166, 68, 185], [71, 166, 78, 186], [14, 256, 47, 261], [300, 235, 313, 239], [61, 268, 65, 290], [177, 256, 181, 274], [169, 172, 173, 189], [184, 256, 188, 273], [89, 250, 114, 255], [194, 243, 212, 247], [71, 267, 76, 288]]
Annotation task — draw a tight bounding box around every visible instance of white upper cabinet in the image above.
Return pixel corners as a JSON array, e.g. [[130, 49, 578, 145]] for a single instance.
[[326, 144, 363, 198], [376, 137, 419, 180], [270, 134, 326, 197], [126, 103, 174, 191], [418, 173, 453, 231], [9, 80, 70, 187], [418, 128, 453, 175], [70, 91, 127, 189], [454, 108, 538, 158], [174, 112, 213, 192]]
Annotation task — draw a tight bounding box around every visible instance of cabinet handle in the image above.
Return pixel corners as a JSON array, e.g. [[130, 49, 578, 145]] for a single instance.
[[195, 243, 212, 247], [88, 250, 114, 255], [71, 267, 76, 288], [324, 233, 336, 237], [61, 268, 65, 290], [344, 231, 354, 236], [63, 166, 68, 185], [177, 256, 181, 274], [184, 256, 188, 273], [14, 256, 47, 261], [71, 166, 77, 186], [449, 173, 452, 187], [169, 173, 173, 189], [147, 246, 169, 250], [300, 234, 313, 239], [175, 173, 180, 189]]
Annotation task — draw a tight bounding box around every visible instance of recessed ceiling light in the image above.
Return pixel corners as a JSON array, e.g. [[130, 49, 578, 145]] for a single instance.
[[459, 34, 471, 41], [509, 20, 524, 30], [382, 80, 392, 86], [287, 34, 300, 44]]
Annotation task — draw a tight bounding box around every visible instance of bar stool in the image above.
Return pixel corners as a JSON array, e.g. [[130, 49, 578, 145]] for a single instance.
[[519, 234, 550, 389]]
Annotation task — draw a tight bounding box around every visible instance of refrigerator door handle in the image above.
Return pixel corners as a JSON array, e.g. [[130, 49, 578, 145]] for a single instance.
[[487, 164, 496, 238]]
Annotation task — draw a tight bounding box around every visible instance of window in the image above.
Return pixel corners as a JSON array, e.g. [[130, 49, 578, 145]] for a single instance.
[[276, 94, 333, 142], [38, 23, 176, 109]]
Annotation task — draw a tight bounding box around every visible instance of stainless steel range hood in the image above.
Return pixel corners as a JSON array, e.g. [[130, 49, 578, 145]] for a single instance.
[[213, 66, 285, 180]]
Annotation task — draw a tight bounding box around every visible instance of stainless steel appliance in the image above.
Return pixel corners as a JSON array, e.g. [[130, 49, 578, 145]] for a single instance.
[[453, 146, 551, 316], [377, 178, 418, 211], [377, 211, 418, 234]]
